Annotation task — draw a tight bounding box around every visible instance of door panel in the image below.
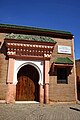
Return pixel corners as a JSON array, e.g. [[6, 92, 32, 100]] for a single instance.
[[16, 76, 35, 101], [16, 65, 39, 101]]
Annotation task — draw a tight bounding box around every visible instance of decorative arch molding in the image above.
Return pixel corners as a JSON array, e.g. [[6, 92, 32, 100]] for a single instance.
[[13, 60, 43, 86]]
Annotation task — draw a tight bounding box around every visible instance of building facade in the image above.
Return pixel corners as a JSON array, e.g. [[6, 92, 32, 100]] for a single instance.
[[0, 24, 76, 103], [76, 59, 80, 101]]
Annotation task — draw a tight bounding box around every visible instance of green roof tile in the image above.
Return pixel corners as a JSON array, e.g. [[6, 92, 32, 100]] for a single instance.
[[5, 33, 57, 43], [53, 57, 74, 64]]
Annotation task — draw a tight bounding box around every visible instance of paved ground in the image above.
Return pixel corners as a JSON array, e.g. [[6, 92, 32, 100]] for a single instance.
[[0, 103, 80, 120]]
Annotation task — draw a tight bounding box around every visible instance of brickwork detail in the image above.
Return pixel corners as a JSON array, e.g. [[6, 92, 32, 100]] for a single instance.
[[0, 33, 8, 100], [49, 38, 76, 102]]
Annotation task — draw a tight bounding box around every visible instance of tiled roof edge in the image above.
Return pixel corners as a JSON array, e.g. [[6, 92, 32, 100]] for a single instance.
[[5, 33, 57, 43], [53, 57, 74, 64], [0, 23, 72, 35]]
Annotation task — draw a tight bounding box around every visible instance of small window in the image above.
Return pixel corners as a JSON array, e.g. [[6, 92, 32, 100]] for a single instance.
[[57, 68, 68, 84]]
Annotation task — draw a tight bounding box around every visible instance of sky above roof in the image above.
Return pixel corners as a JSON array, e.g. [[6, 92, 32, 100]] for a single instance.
[[0, 0, 80, 59]]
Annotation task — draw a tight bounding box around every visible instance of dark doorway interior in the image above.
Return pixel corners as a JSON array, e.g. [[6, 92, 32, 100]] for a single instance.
[[77, 76, 80, 101]]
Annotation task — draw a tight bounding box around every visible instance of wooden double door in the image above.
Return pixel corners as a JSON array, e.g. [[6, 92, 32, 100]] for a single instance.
[[16, 65, 39, 101]]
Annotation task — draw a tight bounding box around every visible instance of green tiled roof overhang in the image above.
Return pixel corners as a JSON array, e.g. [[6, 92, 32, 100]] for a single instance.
[[0, 23, 72, 35], [53, 57, 74, 64], [5, 33, 57, 43]]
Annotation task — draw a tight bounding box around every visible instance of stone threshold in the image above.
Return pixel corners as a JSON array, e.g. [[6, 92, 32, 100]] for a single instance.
[[0, 100, 39, 104], [0, 100, 6, 103], [15, 101, 39, 104]]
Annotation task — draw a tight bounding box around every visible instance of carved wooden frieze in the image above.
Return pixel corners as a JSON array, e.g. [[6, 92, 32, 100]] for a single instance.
[[5, 39, 55, 59]]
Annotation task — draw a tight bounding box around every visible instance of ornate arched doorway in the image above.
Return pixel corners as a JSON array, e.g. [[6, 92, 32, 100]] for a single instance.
[[16, 64, 39, 101]]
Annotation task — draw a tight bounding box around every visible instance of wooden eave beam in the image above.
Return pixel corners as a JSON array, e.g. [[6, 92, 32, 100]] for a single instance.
[[8, 54, 50, 60], [54, 63, 73, 67], [0, 27, 73, 39], [6, 45, 53, 51]]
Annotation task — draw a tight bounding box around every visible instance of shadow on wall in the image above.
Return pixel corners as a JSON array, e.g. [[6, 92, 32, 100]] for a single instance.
[[0, 41, 8, 59], [49, 63, 72, 76]]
